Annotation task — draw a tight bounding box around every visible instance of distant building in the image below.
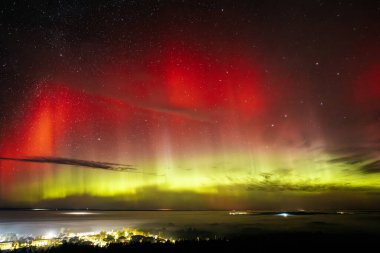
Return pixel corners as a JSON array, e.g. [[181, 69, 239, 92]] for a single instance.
[[0, 241, 13, 251], [31, 239, 52, 247]]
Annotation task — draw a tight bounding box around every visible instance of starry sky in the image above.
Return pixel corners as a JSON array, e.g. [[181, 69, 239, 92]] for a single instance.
[[0, 0, 380, 210]]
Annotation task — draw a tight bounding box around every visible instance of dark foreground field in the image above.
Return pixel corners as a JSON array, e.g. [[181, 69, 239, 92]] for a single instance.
[[4, 233, 378, 253]]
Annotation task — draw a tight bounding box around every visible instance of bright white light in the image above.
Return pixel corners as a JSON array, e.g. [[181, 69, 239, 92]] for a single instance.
[[278, 212, 289, 217], [43, 231, 56, 239], [63, 212, 99, 215]]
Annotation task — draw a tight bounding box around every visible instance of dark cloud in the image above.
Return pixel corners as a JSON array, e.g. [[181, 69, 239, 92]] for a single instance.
[[328, 154, 370, 165], [246, 181, 377, 193], [324, 145, 380, 174], [0, 156, 136, 172], [361, 161, 380, 174]]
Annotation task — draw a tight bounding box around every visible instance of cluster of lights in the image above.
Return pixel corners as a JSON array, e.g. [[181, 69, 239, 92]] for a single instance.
[[62, 212, 99, 215], [229, 211, 249, 215], [277, 212, 290, 217], [0, 228, 173, 251]]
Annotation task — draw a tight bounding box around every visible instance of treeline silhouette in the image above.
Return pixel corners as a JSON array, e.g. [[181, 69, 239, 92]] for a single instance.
[[3, 232, 379, 253]]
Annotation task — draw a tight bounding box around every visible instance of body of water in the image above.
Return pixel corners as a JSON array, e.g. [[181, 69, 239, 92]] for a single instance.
[[1, 210, 380, 239]]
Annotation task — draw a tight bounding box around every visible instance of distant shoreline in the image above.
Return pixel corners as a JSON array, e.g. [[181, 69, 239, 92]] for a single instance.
[[1, 208, 380, 213]]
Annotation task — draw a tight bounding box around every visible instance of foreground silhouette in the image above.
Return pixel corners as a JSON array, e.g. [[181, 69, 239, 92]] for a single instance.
[[4, 232, 378, 253]]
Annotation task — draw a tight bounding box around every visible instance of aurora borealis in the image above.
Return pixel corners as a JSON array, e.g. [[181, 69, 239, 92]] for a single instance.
[[1, 0, 380, 210]]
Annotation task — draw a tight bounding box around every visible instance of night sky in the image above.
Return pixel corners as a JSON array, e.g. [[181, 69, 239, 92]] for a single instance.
[[1, 0, 380, 210]]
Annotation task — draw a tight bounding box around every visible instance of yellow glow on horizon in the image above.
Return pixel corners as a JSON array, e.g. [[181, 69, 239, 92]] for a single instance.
[[7, 150, 380, 205]]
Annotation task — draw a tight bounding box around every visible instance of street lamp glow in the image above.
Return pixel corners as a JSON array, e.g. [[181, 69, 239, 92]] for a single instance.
[[278, 212, 289, 217]]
